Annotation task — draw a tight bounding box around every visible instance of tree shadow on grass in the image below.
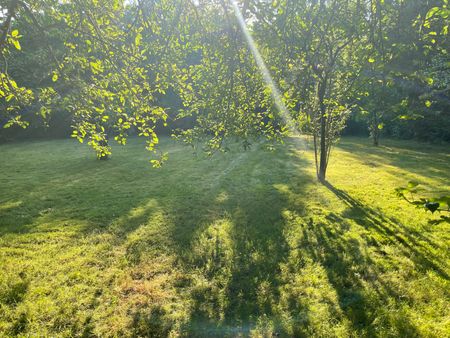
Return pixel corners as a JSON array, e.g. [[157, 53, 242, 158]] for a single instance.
[[271, 179, 432, 337], [305, 217, 378, 334], [298, 214, 422, 337], [86, 141, 444, 337], [1, 138, 447, 337], [323, 181, 449, 281], [162, 144, 314, 336], [110, 141, 317, 337]]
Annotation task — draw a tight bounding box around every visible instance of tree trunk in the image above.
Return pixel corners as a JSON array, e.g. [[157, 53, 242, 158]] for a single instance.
[[318, 110, 327, 181], [313, 133, 319, 178], [372, 123, 379, 146], [317, 79, 327, 181], [373, 131, 379, 146], [371, 112, 380, 146]]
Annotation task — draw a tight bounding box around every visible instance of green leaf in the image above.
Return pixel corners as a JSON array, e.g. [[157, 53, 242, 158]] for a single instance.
[[52, 73, 58, 82], [90, 60, 103, 74], [425, 100, 432, 107], [368, 58, 375, 63], [135, 33, 142, 47], [426, 7, 440, 20], [12, 39, 21, 50]]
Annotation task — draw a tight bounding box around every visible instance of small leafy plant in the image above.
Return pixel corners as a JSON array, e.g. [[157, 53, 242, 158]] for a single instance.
[[396, 181, 450, 223]]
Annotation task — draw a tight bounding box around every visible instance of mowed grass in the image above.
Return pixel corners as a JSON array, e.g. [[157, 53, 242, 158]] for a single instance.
[[0, 136, 449, 337]]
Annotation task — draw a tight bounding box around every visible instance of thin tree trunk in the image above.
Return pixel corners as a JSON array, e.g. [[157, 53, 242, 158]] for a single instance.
[[313, 133, 319, 178], [318, 79, 327, 181], [373, 129, 379, 146], [372, 112, 379, 146], [319, 115, 327, 180]]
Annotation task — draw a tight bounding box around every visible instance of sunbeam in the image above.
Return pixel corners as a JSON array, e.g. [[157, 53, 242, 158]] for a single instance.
[[230, 0, 306, 149]]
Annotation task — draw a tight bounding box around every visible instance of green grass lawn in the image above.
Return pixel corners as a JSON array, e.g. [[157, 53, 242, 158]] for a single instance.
[[0, 136, 449, 337]]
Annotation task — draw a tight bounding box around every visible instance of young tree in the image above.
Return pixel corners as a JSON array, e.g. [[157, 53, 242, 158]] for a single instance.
[[251, 0, 368, 180]]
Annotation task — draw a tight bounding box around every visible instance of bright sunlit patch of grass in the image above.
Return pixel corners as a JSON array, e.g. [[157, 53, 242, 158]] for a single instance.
[[0, 136, 449, 337]]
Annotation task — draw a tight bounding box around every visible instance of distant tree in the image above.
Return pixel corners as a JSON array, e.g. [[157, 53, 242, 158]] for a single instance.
[[358, 0, 449, 144]]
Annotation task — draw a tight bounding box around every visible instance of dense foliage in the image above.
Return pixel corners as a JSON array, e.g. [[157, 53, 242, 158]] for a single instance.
[[0, 0, 448, 175]]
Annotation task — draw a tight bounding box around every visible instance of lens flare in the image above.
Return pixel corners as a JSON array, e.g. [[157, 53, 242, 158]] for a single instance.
[[230, 0, 305, 148]]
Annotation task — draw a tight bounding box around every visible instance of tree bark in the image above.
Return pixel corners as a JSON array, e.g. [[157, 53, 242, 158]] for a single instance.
[[371, 112, 380, 146], [318, 79, 327, 181], [373, 130, 379, 146]]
